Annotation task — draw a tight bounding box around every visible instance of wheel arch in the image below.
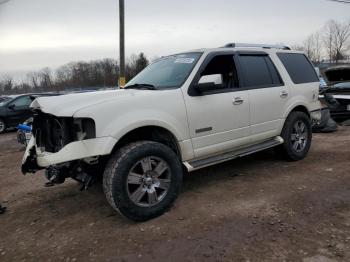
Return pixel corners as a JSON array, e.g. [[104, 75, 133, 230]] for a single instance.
[[284, 104, 311, 119], [290, 105, 310, 118], [110, 125, 182, 160]]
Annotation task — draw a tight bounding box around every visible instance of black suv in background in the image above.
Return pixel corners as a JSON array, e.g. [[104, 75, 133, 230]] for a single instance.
[[0, 93, 59, 133]]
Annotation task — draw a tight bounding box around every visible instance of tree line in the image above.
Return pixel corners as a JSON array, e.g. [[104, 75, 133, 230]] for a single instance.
[[0, 53, 149, 95], [294, 19, 350, 64]]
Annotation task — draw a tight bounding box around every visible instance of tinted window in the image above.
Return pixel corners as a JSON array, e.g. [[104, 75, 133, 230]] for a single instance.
[[201, 55, 239, 89], [239, 55, 282, 88], [277, 53, 319, 84]]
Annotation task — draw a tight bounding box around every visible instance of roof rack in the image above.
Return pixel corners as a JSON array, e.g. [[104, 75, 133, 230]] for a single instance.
[[223, 43, 291, 50]]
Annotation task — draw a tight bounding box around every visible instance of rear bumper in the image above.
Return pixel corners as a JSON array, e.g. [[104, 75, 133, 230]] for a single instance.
[[22, 136, 117, 174]]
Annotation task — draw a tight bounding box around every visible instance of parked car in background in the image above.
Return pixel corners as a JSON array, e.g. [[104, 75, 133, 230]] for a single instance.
[[0, 93, 60, 133], [322, 65, 350, 123], [312, 67, 338, 133]]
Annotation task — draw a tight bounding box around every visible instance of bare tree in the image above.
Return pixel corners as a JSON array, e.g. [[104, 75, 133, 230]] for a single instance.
[[333, 20, 350, 63], [126, 53, 149, 81], [39, 68, 54, 91], [1, 55, 148, 95], [303, 32, 322, 64], [290, 44, 305, 52], [26, 72, 40, 91], [0, 76, 14, 94], [323, 20, 337, 63], [323, 19, 350, 64]]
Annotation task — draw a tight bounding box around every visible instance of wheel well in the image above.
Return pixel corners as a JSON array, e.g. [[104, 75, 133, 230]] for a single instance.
[[112, 126, 181, 159], [291, 106, 310, 118]]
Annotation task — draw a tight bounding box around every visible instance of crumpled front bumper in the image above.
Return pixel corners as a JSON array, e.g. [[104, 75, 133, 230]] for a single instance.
[[22, 136, 117, 174]]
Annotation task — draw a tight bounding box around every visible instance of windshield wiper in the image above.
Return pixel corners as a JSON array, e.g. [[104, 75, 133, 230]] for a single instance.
[[124, 84, 158, 90]]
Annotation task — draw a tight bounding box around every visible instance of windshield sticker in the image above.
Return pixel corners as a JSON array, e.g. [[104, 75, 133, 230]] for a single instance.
[[174, 58, 195, 64]]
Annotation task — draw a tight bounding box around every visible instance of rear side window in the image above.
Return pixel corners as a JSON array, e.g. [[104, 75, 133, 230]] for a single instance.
[[239, 55, 283, 88], [277, 53, 319, 84]]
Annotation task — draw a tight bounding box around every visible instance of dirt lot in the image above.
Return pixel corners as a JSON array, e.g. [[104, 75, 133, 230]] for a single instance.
[[0, 128, 349, 262]]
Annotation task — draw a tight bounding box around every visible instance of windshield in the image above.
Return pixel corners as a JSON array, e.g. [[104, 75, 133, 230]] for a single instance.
[[125, 52, 202, 89]]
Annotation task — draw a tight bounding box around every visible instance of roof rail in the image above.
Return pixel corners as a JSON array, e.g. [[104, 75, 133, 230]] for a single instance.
[[223, 43, 291, 50]]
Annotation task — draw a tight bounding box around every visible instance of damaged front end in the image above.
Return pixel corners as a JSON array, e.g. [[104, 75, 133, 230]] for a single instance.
[[21, 110, 110, 189]]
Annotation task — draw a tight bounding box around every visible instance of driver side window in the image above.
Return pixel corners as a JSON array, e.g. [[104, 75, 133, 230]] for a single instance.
[[200, 55, 239, 89]]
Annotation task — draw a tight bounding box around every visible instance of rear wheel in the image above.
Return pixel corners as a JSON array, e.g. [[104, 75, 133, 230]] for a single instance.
[[0, 119, 6, 134], [277, 111, 312, 161], [103, 141, 183, 221]]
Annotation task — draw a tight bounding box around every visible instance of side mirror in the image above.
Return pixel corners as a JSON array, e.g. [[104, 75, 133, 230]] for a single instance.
[[195, 74, 224, 93], [8, 104, 15, 110]]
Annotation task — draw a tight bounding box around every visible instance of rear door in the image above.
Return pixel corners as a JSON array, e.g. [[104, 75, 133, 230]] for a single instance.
[[236, 52, 287, 142]]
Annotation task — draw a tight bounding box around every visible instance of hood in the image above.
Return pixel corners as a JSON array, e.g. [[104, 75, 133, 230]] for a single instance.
[[31, 89, 142, 117], [323, 66, 350, 85]]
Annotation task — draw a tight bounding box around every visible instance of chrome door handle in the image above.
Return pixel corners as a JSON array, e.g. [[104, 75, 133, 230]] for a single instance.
[[233, 97, 244, 105], [280, 91, 289, 98]]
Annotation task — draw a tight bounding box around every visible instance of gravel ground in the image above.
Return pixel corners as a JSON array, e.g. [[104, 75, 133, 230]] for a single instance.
[[0, 128, 349, 262]]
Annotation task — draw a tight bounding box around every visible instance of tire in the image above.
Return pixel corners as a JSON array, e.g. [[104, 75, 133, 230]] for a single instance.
[[0, 119, 6, 134], [103, 141, 183, 221], [277, 111, 312, 161]]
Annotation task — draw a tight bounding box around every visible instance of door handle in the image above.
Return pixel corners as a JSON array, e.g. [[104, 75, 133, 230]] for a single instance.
[[233, 97, 244, 105], [280, 91, 288, 98]]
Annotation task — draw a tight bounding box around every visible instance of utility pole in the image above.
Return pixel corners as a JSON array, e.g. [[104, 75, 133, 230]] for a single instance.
[[119, 0, 126, 87]]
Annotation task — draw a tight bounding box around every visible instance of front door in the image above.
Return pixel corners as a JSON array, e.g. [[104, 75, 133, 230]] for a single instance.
[[184, 53, 250, 159]]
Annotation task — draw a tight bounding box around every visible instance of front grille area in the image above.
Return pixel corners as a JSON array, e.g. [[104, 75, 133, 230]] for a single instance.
[[32, 112, 75, 153]]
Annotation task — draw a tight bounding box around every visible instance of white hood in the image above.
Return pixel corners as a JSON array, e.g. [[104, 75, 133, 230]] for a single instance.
[[31, 89, 139, 117]]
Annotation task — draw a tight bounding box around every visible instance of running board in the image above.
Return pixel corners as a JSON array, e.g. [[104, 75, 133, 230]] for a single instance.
[[184, 136, 284, 172]]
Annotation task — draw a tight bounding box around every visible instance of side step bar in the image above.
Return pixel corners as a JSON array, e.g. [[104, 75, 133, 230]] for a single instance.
[[184, 136, 284, 172]]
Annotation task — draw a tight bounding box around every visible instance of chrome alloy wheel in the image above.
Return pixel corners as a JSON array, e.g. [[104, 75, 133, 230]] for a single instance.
[[291, 121, 308, 153], [127, 156, 171, 207]]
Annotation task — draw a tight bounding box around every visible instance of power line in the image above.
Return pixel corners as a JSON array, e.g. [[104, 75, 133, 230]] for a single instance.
[[0, 0, 11, 4], [328, 0, 350, 4]]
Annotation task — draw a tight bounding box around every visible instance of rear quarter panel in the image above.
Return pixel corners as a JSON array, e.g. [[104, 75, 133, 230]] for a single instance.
[[271, 52, 321, 120]]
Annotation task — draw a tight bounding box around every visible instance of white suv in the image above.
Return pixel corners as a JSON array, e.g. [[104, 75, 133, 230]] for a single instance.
[[22, 43, 322, 221]]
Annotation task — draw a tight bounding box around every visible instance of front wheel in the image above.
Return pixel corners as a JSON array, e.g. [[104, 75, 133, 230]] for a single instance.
[[103, 141, 183, 221], [277, 111, 312, 161]]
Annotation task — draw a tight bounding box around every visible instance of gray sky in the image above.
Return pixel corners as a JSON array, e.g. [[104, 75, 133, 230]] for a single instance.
[[0, 0, 349, 80]]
